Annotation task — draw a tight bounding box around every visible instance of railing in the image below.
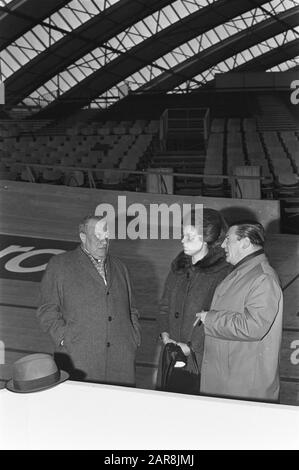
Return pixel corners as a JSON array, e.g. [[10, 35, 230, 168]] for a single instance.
[[2, 160, 272, 195]]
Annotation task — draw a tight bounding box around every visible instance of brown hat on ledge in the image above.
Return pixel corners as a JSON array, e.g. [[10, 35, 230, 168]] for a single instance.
[[6, 353, 69, 393]]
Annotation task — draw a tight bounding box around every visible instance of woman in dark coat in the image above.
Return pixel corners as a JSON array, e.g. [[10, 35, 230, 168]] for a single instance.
[[157, 208, 232, 394]]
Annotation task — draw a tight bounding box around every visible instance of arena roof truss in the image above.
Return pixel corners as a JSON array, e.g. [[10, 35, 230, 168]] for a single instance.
[[0, 0, 298, 117]]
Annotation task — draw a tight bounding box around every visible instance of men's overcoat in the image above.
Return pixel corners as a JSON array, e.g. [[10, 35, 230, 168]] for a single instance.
[[37, 246, 141, 385], [201, 253, 283, 401]]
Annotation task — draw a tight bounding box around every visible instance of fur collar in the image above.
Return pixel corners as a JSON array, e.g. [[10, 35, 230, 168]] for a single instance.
[[171, 247, 228, 274]]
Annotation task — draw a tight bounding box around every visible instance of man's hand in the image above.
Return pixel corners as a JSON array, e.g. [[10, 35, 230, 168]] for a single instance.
[[194, 311, 208, 326]]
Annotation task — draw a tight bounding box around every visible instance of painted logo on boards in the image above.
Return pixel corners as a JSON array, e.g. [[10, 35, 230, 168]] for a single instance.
[[0, 234, 77, 282]]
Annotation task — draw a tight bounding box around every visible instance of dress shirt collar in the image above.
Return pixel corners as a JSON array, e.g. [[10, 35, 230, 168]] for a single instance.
[[80, 244, 106, 264]]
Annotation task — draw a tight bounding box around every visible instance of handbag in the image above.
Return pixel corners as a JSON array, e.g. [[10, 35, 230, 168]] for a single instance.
[[160, 342, 200, 395]]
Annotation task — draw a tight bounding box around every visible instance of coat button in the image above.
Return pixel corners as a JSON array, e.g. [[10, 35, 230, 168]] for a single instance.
[[107, 342, 110, 347], [108, 316, 112, 322], [175, 312, 180, 318]]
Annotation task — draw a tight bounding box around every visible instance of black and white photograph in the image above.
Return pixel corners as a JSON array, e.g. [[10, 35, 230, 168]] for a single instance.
[[0, 0, 298, 451]]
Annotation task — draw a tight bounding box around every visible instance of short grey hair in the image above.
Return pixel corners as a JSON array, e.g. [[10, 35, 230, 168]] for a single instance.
[[79, 215, 106, 235]]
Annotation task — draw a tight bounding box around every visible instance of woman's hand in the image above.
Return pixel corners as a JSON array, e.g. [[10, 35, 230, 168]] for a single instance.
[[176, 342, 191, 356], [160, 332, 177, 345], [160, 334, 191, 356]]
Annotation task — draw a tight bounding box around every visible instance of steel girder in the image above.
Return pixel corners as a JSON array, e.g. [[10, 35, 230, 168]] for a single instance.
[[35, 0, 271, 117], [139, 5, 299, 92], [224, 38, 299, 72], [0, 0, 70, 50], [4, 0, 176, 107]]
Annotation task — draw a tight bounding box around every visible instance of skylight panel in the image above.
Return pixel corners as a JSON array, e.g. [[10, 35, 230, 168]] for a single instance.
[[60, 8, 83, 29], [162, 51, 188, 68], [9, 0, 297, 111], [200, 33, 215, 49], [141, 12, 169, 36], [92, 0, 119, 13], [158, 9, 177, 31], [0, 0, 14, 5], [0, 50, 16, 74], [21, 30, 45, 52], [161, 4, 183, 23], [213, 24, 231, 42], [133, 66, 153, 83], [172, 30, 298, 93], [8, 44, 32, 65], [49, 11, 73, 32], [178, 42, 196, 57], [0, 0, 115, 79], [0, 0, 216, 83], [268, 57, 299, 71], [59, 70, 80, 88], [181, 0, 204, 15], [66, 0, 96, 20]]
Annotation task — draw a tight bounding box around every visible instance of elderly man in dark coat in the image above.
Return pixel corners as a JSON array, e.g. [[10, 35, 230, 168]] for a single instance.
[[37, 215, 141, 386]]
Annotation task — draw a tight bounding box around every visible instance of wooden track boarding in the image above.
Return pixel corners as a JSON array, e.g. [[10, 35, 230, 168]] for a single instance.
[[0, 181, 298, 405]]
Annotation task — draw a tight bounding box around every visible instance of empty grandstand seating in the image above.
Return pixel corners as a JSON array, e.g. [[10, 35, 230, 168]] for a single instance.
[[245, 131, 272, 180], [203, 131, 224, 189], [226, 130, 245, 173], [256, 94, 298, 132], [210, 117, 225, 133], [261, 131, 298, 187], [202, 112, 298, 201], [0, 119, 53, 138], [0, 90, 298, 233], [0, 118, 159, 190], [280, 131, 299, 174]]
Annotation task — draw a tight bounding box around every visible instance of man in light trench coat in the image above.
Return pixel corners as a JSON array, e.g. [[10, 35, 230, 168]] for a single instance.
[[196, 221, 283, 402], [37, 215, 141, 386]]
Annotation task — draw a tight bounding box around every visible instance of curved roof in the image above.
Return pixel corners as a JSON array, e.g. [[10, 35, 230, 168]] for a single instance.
[[232, 37, 299, 72], [139, 5, 299, 92], [0, 0, 298, 117], [3, 0, 175, 105], [0, 0, 70, 50]]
